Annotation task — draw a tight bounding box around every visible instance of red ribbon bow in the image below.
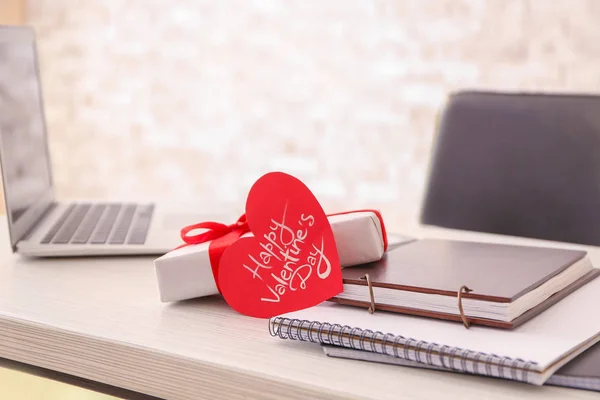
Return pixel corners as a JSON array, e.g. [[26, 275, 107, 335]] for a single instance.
[[180, 214, 250, 246], [177, 214, 250, 293]]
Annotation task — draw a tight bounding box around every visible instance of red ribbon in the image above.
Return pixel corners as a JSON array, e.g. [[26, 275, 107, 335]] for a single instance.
[[179, 214, 250, 246], [177, 214, 250, 293], [176, 209, 388, 293]]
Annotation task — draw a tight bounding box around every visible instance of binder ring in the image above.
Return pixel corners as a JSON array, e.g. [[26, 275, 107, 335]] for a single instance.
[[361, 274, 376, 314], [457, 285, 473, 329]]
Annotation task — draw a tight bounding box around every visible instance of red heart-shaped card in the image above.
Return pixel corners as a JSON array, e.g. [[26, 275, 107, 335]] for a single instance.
[[218, 172, 343, 318]]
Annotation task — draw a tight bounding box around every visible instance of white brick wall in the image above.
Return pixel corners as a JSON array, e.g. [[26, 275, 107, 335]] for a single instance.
[[26, 0, 600, 231]]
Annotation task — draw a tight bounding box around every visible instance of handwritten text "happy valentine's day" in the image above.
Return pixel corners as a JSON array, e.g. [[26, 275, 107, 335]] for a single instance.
[[243, 205, 332, 303]]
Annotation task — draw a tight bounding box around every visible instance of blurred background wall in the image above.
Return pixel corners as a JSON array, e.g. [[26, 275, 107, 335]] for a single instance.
[[10, 0, 600, 230]]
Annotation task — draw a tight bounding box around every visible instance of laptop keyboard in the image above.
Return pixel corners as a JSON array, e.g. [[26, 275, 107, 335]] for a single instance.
[[41, 203, 155, 245]]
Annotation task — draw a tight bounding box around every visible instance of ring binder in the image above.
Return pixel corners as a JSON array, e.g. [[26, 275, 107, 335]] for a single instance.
[[269, 316, 537, 384], [457, 285, 472, 329], [360, 274, 376, 314]]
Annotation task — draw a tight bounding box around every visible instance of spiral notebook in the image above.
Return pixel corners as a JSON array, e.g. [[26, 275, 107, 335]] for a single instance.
[[269, 275, 600, 386]]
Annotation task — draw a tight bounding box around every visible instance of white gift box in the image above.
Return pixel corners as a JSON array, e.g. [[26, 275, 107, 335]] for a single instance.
[[154, 211, 388, 302]]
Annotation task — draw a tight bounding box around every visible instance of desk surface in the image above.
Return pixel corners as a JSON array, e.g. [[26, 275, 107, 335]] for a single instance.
[[0, 217, 598, 400]]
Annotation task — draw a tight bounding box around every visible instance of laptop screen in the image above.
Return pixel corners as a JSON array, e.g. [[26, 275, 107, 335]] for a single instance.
[[0, 27, 54, 247]]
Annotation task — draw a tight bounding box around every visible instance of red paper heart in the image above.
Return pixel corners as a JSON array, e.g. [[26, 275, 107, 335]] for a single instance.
[[218, 172, 343, 318]]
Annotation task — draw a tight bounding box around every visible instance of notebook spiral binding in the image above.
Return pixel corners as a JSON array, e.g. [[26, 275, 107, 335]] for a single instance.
[[269, 317, 539, 384]]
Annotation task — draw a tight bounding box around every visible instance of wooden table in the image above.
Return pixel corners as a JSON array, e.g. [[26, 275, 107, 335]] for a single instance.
[[0, 216, 598, 400]]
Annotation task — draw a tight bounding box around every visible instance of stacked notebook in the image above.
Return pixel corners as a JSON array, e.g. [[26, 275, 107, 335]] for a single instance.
[[331, 239, 598, 328], [269, 238, 600, 388], [322, 342, 600, 392]]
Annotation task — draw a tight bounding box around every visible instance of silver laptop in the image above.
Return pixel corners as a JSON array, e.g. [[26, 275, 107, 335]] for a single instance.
[[0, 25, 228, 257]]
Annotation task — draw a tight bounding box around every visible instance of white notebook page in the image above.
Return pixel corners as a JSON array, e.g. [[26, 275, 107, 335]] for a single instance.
[[276, 273, 600, 372]]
